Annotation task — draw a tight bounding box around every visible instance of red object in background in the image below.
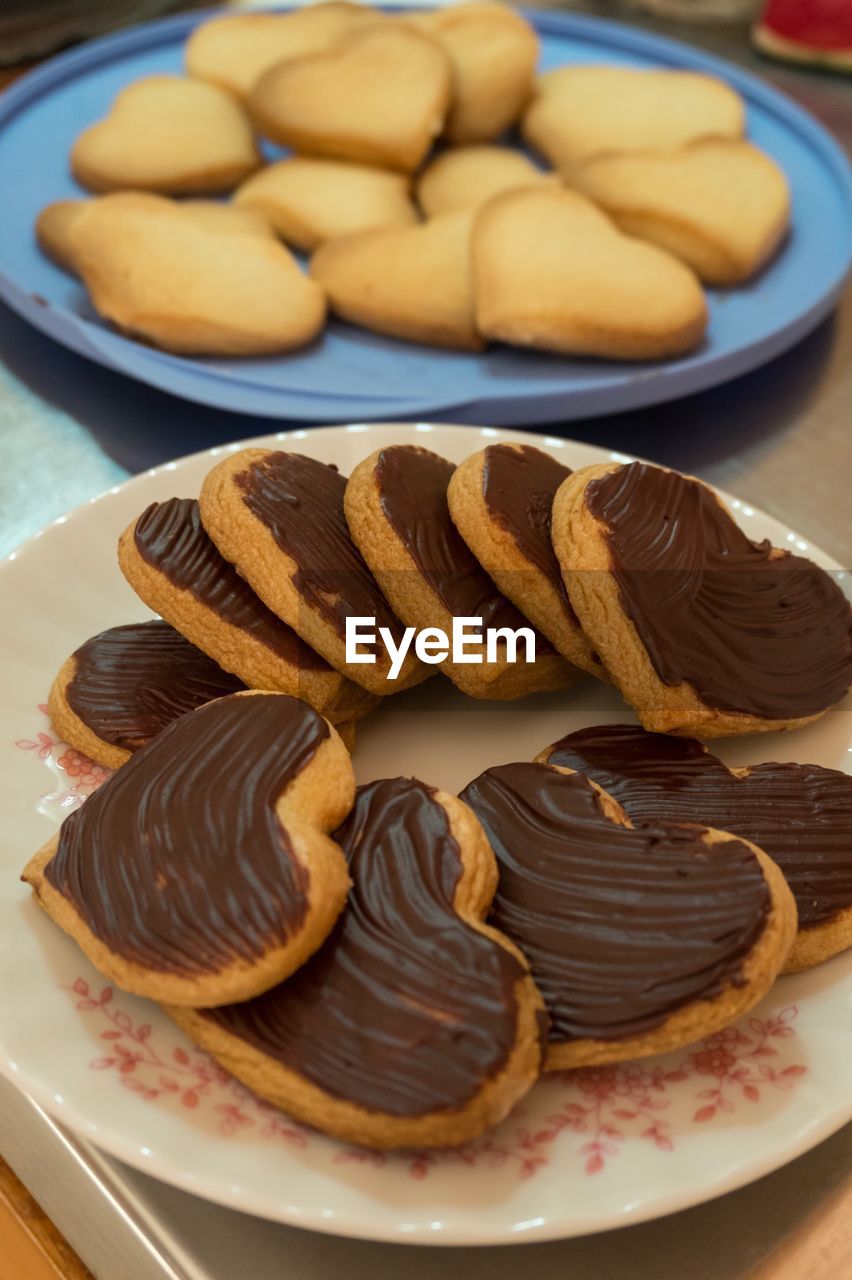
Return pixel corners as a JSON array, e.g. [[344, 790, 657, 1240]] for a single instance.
[[754, 0, 852, 70]]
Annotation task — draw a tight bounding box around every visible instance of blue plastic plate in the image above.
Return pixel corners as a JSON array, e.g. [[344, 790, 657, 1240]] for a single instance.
[[0, 5, 850, 424]]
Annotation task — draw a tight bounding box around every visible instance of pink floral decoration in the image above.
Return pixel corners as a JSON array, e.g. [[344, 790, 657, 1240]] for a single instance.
[[55, 747, 111, 792], [15, 703, 113, 807], [686, 1011, 806, 1123], [61, 977, 807, 1181], [15, 731, 55, 760], [62, 979, 307, 1147]]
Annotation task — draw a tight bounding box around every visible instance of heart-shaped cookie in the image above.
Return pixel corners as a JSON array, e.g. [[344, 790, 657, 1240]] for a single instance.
[[311, 210, 482, 350], [118, 497, 375, 724], [185, 2, 381, 100], [235, 156, 418, 253], [539, 723, 852, 974], [551, 461, 852, 736], [36, 196, 272, 278], [48, 620, 245, 770], [522, 65, 745, 177], [35, 200, 86, 274], [573, 139, 791, 285], [68, 193, 326, 356], [473, 187, 708, 360], [447, 443, 604, 678], [200, 449, 428, 694], [416, 144, 553, 217], [170, 777, 546, 1148], [249, 24, 451, 172], [461, 762, 796, 1068], [71, 74, 261, 194], [408, 3, 539, 144], [345, 445, 578, 699], [22, 693, 355, 1007]]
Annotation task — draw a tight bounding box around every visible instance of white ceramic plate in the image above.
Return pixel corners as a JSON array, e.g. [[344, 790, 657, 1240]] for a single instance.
[[0, 423, 850, 1246]]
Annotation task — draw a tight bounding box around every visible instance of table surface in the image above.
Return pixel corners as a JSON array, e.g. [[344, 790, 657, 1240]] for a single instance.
[[0, 3, 850, 1278]]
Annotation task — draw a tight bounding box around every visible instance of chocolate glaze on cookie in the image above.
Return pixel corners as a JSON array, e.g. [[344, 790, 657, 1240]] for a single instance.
[[134, 498, 327, 668], [461, 762, 770, 1043], [545, 724, 852, 932], [482, 444, 572, 607], [65, 620, 244, 752], [203, 778, 534, 1116], [235, 453, 403, 646], [376, 445, 552, 643], [585, 463, 852, 721], [46, 695, 328, 975]]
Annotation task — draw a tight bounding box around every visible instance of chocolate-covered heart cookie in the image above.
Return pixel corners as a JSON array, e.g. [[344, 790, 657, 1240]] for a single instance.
[[22, 693, 355, 1007], [48, 620, 245, 770], [170, 776, 546, 1149], [119, 496, 376, 723], [539, 723, 852, 973], [551, 461, 852, 736], [199, 449, 427, 694], [461, 761, 796, 1068], [345, 444, 578, 699], [447, 442, 604, 677]]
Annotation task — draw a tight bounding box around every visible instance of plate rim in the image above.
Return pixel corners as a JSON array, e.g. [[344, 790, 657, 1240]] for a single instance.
[[0, 5, 850, 424], [0, 420, 850, 1245]]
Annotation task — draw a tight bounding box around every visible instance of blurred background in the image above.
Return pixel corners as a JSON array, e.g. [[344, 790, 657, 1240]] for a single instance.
[[1, 0, 849, 74]]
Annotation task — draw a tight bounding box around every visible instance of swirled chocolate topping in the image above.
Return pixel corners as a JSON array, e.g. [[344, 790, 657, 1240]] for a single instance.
[[461, 763, 770, 1043], [65, 620, 244, 752], [203, 778, 532, 1116], [134, 498, 327, 669], [235, 452, 403, 643], [45, 695, 329, 975], [585, 463, 852, 720], [545, 724, 852, 932], [482, 444, 573, 612], [376, 445, 551, 644]]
